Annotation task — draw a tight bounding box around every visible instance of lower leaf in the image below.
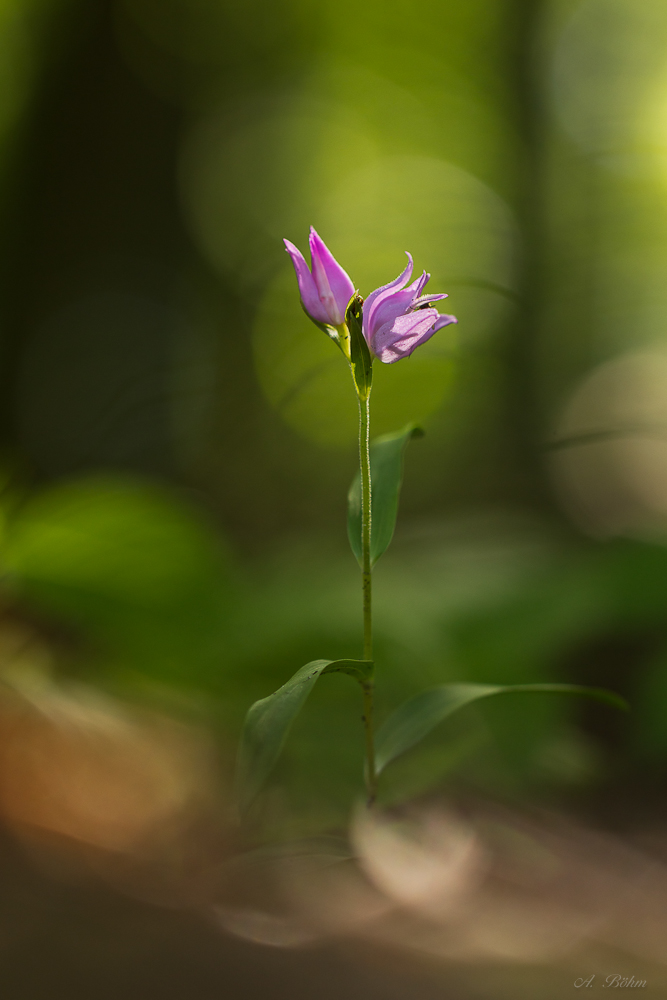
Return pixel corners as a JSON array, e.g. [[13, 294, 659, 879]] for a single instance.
[[374, 682, 629, 775], [236, 658, 373, 812]]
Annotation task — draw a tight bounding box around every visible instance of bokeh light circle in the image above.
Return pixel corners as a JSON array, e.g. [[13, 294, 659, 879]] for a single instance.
[[182, 84, 517, 447], [553, 0, 667, 162], [551, 351, 667, 538]]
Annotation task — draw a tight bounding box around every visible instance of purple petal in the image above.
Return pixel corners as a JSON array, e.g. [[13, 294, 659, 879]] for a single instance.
[[371, 309, 457, 364], [309, 227, 354, 326], [365, 288, 418, 338], [412, 271, 431, 298], [411, 292, 449, 308], [362, 253, 413, 342], [431, 312, 457, 331], [284, 239, 331, 324], [363, 271, 431, 342]]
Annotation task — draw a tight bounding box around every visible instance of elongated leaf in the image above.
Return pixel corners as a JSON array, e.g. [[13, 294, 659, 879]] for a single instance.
[[236, 658, 373, 811], [375, 682, 629, 775], [348, 423, 424, 566], [346, 293, 372, 400]]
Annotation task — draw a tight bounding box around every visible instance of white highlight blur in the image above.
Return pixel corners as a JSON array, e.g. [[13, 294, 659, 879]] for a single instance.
[[213, 802, 667, 979], [550, 351, 667, 537], [351, 805, 484, 920]]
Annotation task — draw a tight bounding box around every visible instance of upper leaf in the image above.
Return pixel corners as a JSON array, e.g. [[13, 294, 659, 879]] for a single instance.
[[236, 658, 373, 812], [374, 682, 629, 775], [346, 293, 372, 400], [347, 423, 424, 566]]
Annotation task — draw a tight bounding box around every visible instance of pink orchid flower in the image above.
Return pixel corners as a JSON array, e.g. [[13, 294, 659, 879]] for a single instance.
[[363, 253, 457, 364], [284, 228, 355, 328]]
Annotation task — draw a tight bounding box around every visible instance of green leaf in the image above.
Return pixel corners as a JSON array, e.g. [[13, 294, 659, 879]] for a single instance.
[[346, 293, 372, 400], [236, 658, 373, 811], [1, 476, 231, 675], [375, 682, 629, 775], [347, 423, 424, 566]]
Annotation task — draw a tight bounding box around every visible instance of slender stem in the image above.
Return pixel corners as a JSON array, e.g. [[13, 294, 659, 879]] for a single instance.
[[358, 390, 377, 804], [362, 681, 377, 806], [359, 393, 372, 661]]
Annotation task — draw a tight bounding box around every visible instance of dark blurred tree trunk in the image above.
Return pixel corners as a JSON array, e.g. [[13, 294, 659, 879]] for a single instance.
[[504, 0, 557, 512], [0, 0, 190, 481]]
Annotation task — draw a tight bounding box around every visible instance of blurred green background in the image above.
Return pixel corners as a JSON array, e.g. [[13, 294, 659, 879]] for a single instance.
[[0, 0, 666, 839]]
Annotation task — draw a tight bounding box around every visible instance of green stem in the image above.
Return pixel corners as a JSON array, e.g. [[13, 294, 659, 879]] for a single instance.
[[360, 393, 372, 661], [358, 390, 377, 805], [362, 680, 376, 806]]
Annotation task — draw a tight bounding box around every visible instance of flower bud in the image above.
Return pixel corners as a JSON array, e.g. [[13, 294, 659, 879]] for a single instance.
[[284, 228, 355, 328]]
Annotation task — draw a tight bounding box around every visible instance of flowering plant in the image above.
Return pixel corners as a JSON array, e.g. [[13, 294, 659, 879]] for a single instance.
[[236, 230, 627, 814]]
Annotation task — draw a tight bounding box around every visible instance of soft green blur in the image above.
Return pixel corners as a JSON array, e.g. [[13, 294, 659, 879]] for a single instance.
[[0, 0, 666, 840]]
